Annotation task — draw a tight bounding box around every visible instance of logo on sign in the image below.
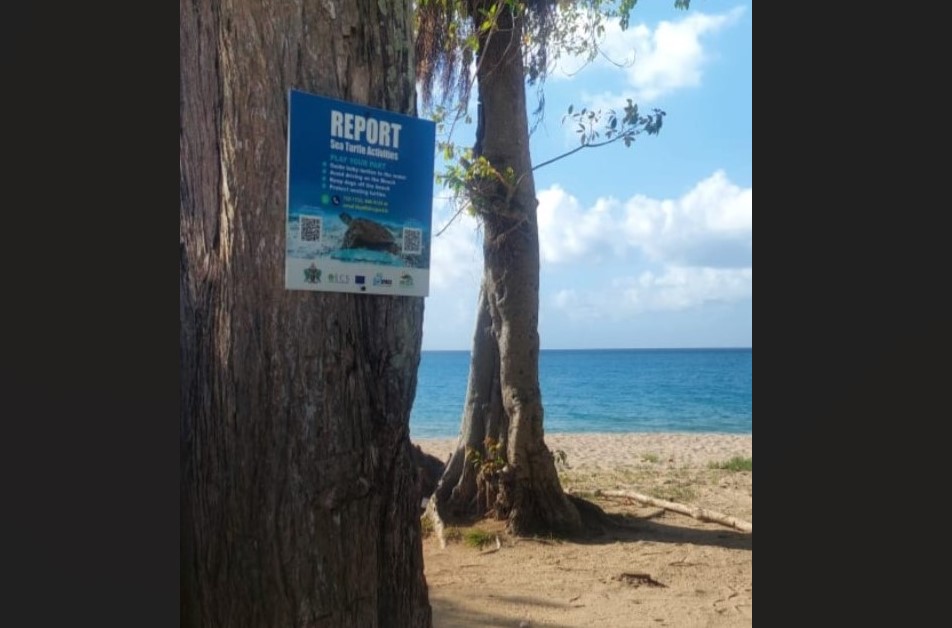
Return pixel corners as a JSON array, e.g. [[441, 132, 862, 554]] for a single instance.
[[304, 263, 322, 283], [373, 273, 393, 287]]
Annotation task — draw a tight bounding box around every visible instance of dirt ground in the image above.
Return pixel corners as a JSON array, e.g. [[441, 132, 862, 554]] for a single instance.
[[418, 435, 752, 627]]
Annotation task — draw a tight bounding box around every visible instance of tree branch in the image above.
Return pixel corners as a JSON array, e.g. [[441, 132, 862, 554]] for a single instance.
[[434, 201, 470, 237], [531, 132, 630, 172]]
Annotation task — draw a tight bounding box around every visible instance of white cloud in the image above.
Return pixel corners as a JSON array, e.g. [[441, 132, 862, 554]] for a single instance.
[[538, 170, 751, 269], [621, 267, 752, 311], [553, 267, 752, 320], [553, 288, 603, 321], [428, 199, 483, 290], [537, 187, 628, 263], [555, 6, 745, 103], [540, 170, 751, 320], [422, 199, 484, 349], [624, 170, 752, 268]]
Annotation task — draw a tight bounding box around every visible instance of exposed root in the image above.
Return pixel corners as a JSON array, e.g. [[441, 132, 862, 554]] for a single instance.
[[424, 497, 448, 549], [567, 494, 639, 537]]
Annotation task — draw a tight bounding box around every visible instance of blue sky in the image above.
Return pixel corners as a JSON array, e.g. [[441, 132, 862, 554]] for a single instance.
[[422, 2, 752, 350]]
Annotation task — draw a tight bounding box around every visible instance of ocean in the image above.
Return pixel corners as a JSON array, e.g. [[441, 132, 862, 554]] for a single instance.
[[409, 348, 752, 439]]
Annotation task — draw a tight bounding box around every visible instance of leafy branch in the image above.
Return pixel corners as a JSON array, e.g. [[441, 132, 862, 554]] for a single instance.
[[466, 438, 507, 476], [432, 98, 665, 234], [421, 0, 685, 233], [532, 99, 665, 172]]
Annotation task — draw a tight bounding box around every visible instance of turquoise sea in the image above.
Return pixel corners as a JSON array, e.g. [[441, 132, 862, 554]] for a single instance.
[[410, 348, 752, 439]]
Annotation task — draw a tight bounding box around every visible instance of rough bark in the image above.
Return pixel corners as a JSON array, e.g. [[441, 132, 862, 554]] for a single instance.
[[180, 1, 431, 626], [432, 2, 582, 536]]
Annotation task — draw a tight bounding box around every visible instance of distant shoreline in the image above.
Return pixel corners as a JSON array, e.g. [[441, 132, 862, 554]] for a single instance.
[[414, 431, 752, 469], [420, 346, 753, 353], [413, 429, 753, 441]]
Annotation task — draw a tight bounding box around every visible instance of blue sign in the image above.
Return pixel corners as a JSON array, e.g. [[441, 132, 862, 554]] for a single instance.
[[285, 89, 436, 296]]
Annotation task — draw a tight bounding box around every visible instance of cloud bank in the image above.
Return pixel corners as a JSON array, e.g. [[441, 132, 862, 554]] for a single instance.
[[538, 170, 751, 268], [538, 170, 752, 318], [555, 6, 746, 103]]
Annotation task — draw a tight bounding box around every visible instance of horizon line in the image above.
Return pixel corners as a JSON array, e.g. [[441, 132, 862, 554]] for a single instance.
[[422, 346, 752, 352]]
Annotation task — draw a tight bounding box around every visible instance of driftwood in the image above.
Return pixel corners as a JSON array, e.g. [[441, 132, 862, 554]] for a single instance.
[[597, 490, 752, 533]]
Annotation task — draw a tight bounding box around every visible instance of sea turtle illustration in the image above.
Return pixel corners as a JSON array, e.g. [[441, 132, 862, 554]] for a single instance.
[[339, 212, 400, 254]]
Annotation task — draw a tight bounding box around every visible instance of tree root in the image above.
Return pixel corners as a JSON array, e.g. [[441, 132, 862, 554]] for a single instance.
[[566, 494, 639, 537], [424, 497, 448, 549]]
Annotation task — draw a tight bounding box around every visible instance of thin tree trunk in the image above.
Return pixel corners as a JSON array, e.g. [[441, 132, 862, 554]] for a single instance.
[[432, 1, 581, 536], [180, 1, 431, 626], [432, 282, 504, 514]]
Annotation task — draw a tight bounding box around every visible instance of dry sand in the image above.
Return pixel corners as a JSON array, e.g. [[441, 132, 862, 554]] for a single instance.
[[414, 433, 752, 627]]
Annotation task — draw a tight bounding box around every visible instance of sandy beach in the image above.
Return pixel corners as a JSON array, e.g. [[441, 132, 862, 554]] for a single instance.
[[414, 432, 752, 627]]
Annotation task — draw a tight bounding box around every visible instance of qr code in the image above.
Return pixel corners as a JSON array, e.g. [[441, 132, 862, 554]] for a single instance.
[[402, 227, 422, 254], [300, 216, 322, 242]]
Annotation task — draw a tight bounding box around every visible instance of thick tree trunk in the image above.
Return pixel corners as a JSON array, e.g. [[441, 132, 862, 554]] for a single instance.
[[180, 1, 431, 626], [432, 2, 581, 536]]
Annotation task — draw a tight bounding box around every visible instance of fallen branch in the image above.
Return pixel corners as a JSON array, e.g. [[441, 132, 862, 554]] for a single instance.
[[595, 490, 752, 533]]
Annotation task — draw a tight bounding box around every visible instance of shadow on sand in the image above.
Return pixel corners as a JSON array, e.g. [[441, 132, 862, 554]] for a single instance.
[[427, 593, 576, 628], [566, 497, 752, 552]]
